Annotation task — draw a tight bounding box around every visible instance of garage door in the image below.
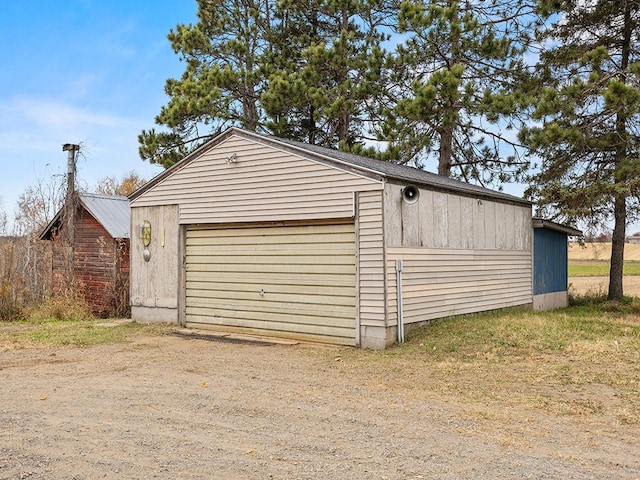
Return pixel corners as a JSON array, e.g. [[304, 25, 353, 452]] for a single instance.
[[185, 223, 357, 345]]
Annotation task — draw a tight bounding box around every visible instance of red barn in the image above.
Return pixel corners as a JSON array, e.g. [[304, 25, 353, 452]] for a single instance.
[[40, 193, 130, 318]]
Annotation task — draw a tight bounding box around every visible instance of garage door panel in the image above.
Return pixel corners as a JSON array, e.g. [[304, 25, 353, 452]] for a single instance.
[[186, 262, 355, 275], [185, 245, 355, 256], [186, 296, 355, 318], [186, 271, 354, 288], [185, 316, 355, 346], [186, 224, 353, 242], [186, 281, 355, 299], [185, 223, 357, 345], [186, 288, 356, 307], [186, 307, 355, 330], [186, 253, 356, 265]]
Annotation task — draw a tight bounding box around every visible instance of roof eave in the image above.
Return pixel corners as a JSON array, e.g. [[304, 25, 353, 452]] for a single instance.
[[532, 217, 583, 236], [129, 127, 530, 207], [38, 209, 64, 240]]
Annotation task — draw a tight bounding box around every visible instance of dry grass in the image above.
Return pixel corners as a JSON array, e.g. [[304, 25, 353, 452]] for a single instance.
[[569, 242, 640, 261], [25, 293, 95, 323], [0, 318, 175, 349], [334, 305, 640, 425]]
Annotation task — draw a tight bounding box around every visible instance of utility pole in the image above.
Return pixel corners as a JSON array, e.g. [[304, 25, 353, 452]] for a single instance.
[[61, 143, 80, 292], [62, 143, 80, 200]]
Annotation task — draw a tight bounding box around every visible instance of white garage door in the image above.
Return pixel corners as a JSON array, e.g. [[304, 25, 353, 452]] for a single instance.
[[185, 223, 357, 345]]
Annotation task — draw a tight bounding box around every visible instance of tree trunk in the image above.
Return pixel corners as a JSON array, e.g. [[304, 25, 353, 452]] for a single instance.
[[608, 0, 632, 301], [336, 7, 350, 145], [608, 194, 626, 300], [438, 0, 458, 178], [438, 127, 453, 176]]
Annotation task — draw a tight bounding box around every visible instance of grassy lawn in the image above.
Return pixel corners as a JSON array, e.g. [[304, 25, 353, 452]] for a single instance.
[[569, 260, 640, 276], [336, 298, 640, 425]]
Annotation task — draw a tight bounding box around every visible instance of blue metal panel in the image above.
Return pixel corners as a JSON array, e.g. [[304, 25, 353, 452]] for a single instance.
[[533, 228, 568, 295]]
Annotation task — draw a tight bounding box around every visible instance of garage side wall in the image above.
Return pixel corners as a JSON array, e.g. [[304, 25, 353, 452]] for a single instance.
[[384, 184, 532, 327], [130, 205, 180, 323]]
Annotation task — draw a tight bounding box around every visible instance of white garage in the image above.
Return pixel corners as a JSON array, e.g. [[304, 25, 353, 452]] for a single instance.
[[129, 127, 533, 349]]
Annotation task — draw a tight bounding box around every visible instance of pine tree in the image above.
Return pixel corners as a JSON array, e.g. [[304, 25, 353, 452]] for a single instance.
[[382, 0, 535, 185], [521, 0, 640, 300], [261, 0, 392, 150], [138, 0, 273, 168]]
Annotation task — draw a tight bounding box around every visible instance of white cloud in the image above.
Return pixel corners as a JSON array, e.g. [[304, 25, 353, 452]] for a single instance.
[[7, 97, 123, 131]]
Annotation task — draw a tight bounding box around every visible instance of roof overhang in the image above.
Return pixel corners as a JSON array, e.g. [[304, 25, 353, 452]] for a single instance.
[[130, 127, 531, 208], [532, 217, 583, 236]]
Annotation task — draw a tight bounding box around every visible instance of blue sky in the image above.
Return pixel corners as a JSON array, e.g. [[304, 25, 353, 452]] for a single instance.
[[0, 1, 197, 224], [0, 1, 627, 235]]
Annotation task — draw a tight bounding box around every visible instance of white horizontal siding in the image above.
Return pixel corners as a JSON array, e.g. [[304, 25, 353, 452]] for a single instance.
[[357, 191, 386, 328], [131, 135, 381, 224], [387, 247, 532, 324]]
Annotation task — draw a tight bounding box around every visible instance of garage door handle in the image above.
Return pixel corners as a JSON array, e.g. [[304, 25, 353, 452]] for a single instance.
[[259, 289, 265, 297]]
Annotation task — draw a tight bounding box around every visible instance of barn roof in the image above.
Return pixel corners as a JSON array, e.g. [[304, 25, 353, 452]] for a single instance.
[[129, 127, 531, 207], [39, 193, 130, 240]]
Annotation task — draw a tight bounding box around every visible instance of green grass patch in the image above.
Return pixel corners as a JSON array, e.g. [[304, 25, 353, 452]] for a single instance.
[[401, 301, 640, 360], [569, 260, 640, 276], [0, 319, 175, 348]]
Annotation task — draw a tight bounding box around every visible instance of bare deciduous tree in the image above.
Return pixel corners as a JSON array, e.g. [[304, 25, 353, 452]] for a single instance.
[[95, 171, 147, 197], [14, 174, 66, 236], [0, 175, 66, 320]]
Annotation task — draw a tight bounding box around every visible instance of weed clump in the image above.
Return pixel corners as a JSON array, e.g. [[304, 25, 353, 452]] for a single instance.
[[569, 290, 640, 314], [27, 293, 94, 323], [0, 283, 24, 321]]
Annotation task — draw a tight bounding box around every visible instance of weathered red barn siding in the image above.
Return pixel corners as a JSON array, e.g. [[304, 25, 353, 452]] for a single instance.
[[49, 205, 130, 317], [50, 230, 70, 296], [73, 209, 117, 317]]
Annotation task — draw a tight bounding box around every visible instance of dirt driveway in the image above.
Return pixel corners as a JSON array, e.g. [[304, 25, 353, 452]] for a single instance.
[[569, 275, 640, 297], [1, 332, 639, 480]]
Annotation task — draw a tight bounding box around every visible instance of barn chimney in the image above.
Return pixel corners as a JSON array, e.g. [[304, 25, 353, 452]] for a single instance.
[[62, 143, 79, 200]]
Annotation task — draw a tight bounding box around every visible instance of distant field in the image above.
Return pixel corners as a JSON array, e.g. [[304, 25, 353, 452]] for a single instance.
[[568, 243, 640, 296], [569, 260, 640, 277], [569, 276, 640, 297], [569, 242, 640, 261]]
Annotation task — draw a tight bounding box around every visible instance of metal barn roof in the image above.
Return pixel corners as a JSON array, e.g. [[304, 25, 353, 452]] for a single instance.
[[532, 217, 582, 237], [80, 193, 130, 239], [40, 193, 130, 240]]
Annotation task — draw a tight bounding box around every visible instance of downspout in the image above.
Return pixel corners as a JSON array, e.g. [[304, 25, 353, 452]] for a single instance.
[[396, 259, 404, 343]]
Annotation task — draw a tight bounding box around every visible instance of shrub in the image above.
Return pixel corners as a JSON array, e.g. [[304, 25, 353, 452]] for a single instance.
[[0, 282, 24, 321], [27, 291, 94, 323]]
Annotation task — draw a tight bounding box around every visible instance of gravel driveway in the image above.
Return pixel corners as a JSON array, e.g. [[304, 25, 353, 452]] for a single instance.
[[1, 332, 638, 479]]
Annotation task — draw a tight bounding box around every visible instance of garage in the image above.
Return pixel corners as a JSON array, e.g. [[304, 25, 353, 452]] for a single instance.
[[184, 222, 357, 345], [130, 127, 535, 349]]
